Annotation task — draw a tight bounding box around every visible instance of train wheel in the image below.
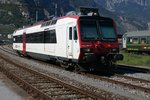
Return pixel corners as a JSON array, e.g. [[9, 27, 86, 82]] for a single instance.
[[59, 62, 66, 68], [73, 64, 81, 73], [59, 62, 74, 71], [16, 51, 23, 56], [105, 61, 113, 71]]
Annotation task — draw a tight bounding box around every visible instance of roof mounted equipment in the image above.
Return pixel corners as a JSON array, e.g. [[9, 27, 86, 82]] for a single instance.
[[79, 7, 100, 16]]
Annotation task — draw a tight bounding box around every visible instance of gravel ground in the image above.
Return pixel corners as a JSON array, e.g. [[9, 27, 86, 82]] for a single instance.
[[0, 72, 33, 100], [0, 47, 150, 100]]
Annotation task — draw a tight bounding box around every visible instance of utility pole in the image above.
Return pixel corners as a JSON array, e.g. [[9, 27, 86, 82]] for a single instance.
[[54, 0, 58, 17], [34, 0, 39, 22], [36, 10, 38, 22], [55, 3, 57, 17]]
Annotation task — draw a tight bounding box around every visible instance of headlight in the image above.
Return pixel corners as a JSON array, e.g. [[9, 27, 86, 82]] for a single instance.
[[110, 48, 119, 53], [81, 48, 92, 53]]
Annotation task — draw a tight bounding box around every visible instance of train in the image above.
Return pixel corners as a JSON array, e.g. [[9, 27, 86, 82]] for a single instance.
[[13, 7, 123, 72], [122, 30, 150, 54]]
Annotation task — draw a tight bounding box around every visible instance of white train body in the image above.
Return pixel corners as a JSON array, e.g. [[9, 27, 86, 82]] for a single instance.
[[13, 17, 80, 60]]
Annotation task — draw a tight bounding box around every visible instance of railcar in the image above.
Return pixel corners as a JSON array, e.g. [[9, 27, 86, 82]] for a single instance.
[[13, 7, 123, 71], [122, 31, 150, 54]]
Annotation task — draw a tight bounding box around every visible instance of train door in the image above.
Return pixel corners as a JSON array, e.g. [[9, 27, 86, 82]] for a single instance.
[[122, 34, 127, 49], [22, 32, 26, 56], [67, 23, 79, 59], [67, 26, 73, 58], [72, 26, 79, 59]]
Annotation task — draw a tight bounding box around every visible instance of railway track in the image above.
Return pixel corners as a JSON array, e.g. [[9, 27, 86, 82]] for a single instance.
[[0, 54, 105, 100], [0, 45, 18, 56], [83, 72, 150, 94], [116, 64, 150, 74]]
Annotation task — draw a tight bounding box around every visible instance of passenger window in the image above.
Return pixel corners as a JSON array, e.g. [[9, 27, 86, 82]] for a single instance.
[[133, 37, 139, 44], [74, 27, 78, 40], [148, 37, 150, 44], [44, 31, 50, 43], [127, 37, 132, 43], [140, 37, 146, 44], [50, 30, 57, 43], [69, 27, 72, 40], [44, 30, 57, 43]]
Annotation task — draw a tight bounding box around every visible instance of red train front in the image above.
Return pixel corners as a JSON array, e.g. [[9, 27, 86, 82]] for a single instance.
[[76, 9, 123, 71]]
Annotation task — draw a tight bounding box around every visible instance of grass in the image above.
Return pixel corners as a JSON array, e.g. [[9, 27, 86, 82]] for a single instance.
[[118, 51, 150, 67]]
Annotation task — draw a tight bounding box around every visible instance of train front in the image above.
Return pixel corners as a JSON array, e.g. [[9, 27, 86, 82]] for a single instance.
[[78, 16, 123, 71]]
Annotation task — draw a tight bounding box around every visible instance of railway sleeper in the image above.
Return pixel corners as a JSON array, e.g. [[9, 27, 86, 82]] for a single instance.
[[48, 91, 77, 96], [32, 82, 55, 86], [33, 84, 62, 89], [41, 88, 71, 93], [33, 85, 61, 90], [53, 94, 90, 100]]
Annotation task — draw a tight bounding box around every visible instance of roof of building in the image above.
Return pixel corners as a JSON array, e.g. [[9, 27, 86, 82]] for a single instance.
[[124, 30, 150, 37]]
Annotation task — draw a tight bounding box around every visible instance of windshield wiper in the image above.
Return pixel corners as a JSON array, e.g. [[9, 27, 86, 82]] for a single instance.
[[82, 37, 100, 42], [101, 38, 115, 41], [102, 38, 115, 39]]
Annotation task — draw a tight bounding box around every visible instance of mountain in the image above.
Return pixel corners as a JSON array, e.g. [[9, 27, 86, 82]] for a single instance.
[[0, 0, 118, 34], [0, 0, 149, 34], [95, 0, 150, 31], [95, 0, 150, 11], [95, 0, 150, 21]]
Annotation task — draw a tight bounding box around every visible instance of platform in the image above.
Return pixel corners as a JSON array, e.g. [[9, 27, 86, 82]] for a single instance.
[[0, 72, 32, 100]]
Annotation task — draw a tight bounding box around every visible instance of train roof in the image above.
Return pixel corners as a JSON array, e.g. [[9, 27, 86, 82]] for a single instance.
[[14, 15, 113, 31], [124, 30, 150, 37], [14, 7, 110, 33]]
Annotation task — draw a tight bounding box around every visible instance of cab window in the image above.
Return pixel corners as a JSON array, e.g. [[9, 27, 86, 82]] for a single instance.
[[69, 27, 72, 40], [74, 27, 78, 40]]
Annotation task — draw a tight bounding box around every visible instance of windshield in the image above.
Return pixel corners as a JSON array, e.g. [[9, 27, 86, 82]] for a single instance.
[[80, 21, 99, 40], [80, 20, 116, 42], [99, 23, 116, 41]]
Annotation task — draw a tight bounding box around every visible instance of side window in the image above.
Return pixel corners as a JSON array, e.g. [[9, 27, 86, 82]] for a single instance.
[[140, 37, 147, 44], [133, 37, 139, 44], [148, 36, 150, 44], [14, 35, 22, 43], [44, 31, 50, 43], [50, 30, 57, 43], [44, 30, 57, 43], [69, 27, 72, 40], [74, 26, 78, 40], [37, 32, 44, 43], [127, 37, 132, 43]]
